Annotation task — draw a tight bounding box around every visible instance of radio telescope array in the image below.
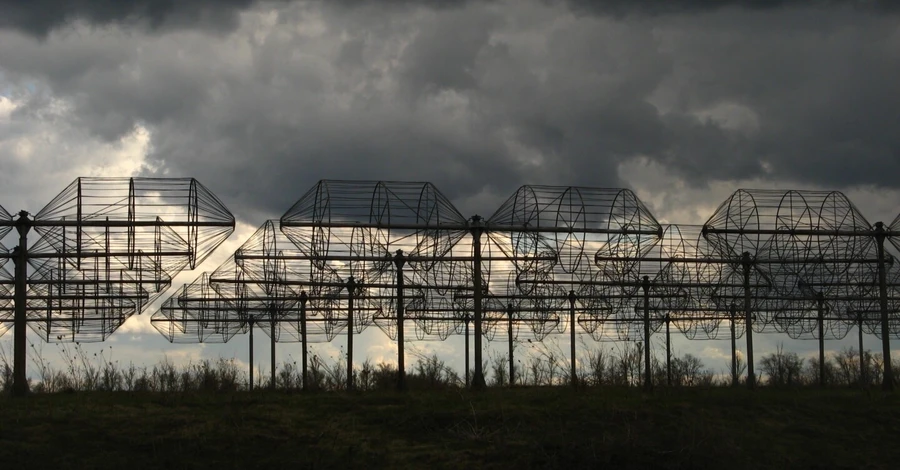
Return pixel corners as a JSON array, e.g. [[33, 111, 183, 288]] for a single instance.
[[3, 178, 900, 395], [145, 180, 900, 392]]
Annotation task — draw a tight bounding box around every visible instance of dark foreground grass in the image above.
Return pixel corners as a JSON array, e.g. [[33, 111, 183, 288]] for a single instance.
[[1, 387, 898, 469]]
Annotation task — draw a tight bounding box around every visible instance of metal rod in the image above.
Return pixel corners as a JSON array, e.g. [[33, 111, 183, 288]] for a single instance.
[[642, 276, 651, 391], [517, 279, 771, 289], [142, 312, 866, 324], [279, 220, 660, 235], [703, 227, 882, 237], [817, 293, 825, 388], [234, 254, 555, 262], [249, 317, 254, 392], [24, 220, 234, 228], [464, 314, 470, 388], [270, 312, 276, 391], [394, 251, 406, 391], [568, 290, 577, 387], [77, 179, 82, 270], [300, 291, 308, 391], [346, 277, 356, 391], [858, 316, 866, 388], [25, 251, 191, 259], [13, 211, 31, 397], [875, 222, 893, 391], [666, 314, 671, 387], [24, 279, 170, 286], [742, 252, 755, 389], [595, 255, 884, 265], [207, 278, 473, 291], [507, 303, 514, 387], [471, 217, 487, 390], [730, 304, 738, 387]]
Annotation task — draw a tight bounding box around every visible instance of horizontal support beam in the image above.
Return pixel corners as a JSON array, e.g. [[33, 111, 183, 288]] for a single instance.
[[27, 220, 233, 228], [702, 227, 900, 237], [174, 294, 425, 303], [26, 251, 192, 259], [207, 278, 475, 290], [15, 294, 148, 301], [281, 221, 661, 235], [594, 256, 884, 265], [515, 279, 770, 289], [25, 279, 170, 286]]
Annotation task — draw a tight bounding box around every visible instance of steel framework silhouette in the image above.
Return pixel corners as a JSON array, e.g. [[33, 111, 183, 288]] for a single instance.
[[150, 180, 900, 392], [0, 177, 235, 396]]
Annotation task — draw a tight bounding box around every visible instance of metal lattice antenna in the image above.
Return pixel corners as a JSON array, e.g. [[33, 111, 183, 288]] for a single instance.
[[0, 177, 235, 396]]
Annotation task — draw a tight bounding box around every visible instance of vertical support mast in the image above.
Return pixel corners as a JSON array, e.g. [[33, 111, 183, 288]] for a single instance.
[[470, 216, 486, 390], [641, 275, 651, 390], [394, 250, 406, 391], [269, 303, 276, 391], [464, 314, 470, 388], [742, 252, 755, 389], [568, 290, 577, 387], [299, 291, 309, 391], [506, 303, 515, 387], [76, 179, 82, 270], [346, 276, 356, 391], [127, 178, 135, 270], [248, 316, 255, 392], [12, 211, 31, 397], [665, 313, 671, 387], [858, 314, 866, 388], [875, 222, 893, 391], [816, 292, 826, 388], [730, 304, 738, 387]]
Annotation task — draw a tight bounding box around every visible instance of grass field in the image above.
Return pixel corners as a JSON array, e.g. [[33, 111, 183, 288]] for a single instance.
[[1, 387, 898, 469]]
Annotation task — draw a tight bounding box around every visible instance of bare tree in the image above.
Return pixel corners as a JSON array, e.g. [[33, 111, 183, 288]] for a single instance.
[[759, 343, 804, 387]]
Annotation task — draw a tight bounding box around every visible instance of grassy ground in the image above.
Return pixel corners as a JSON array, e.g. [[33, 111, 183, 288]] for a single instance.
[[1, 387, 898, 469]]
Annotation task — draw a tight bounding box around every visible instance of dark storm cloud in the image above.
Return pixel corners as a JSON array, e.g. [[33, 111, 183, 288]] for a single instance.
[[0, 0, 483, 37], [14, 0, 896, 39], [643, 7, 900, 187], [1, 0, 899, 224], [0, 0, 267, 37], [563, 0, 900, 16]]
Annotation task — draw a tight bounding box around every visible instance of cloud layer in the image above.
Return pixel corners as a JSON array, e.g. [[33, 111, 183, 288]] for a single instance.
[[2, 0, 897, 227]]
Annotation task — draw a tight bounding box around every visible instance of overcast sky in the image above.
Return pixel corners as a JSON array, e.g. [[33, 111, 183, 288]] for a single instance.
[[1, 0, 898, 381]]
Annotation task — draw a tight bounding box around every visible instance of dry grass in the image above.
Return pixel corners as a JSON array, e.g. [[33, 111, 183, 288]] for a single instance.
[[1, 387, 898, 469]]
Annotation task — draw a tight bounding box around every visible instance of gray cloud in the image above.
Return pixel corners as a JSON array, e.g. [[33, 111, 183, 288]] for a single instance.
[[0, 0, 898, 225], [563, 0, 900, 17], [0, 0, 483, 38], [0, 0, 272, 37]]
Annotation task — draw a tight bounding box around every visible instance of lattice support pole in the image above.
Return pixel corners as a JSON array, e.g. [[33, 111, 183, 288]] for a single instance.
[[642, 276, 652, 391], [730, 304, 738, 387], [875, 222, 893, 391], [394, 251, 406, 391], [816, 292, 826, 388], [270, 305, 276, 391], [12, 211, 31, 397], [568, 290, 577, 387], [470, 216, 487, 390], [347, 277, 356, 391], [742, 252, 756, 389], [300, 291, 309, 391], [464, 314, 470, 388], [507, 303, 515, 387], [858, 315, 866, 389], [249, 316, 255, 392], [665, 313, 671, 387]]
